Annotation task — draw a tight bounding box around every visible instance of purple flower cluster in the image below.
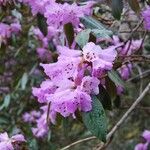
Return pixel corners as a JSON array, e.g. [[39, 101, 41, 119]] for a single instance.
[[0, 0, 10, 5], [135, 130, 150, 150], [23, 108, 51, 137], [0, 132, 26, 150], [44, 2, 93, 28], [32, 42, 118, 125], [142, 7, 150, 30], [0, 22, 21, 45]]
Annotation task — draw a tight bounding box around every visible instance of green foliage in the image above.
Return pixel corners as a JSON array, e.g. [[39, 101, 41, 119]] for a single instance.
[[80, 16, 107, 30], [111, 0, 123, 20], [97, 85, 112, 110], [75, 29, 91, 48], [64, 23, 74, 47], [37, 13, 48, 36], [108, 70, 125, 87], [82, 96, 107, 142]]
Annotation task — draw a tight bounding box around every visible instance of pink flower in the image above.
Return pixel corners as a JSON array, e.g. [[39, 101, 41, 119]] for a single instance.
[[79, 76, 100, 95], [36, 47, 52, 61], [118, 64, 132, 80], [44, 2, 93, 28], [142, 130, 150, 143], [49, 88, 92, 117], [117, 86, 124, 95], [0, 23, 11, 44], [32, 113, 48, 137], [0, 132, 26, 150], [40, 57, 81, 83], [0, 22, 21, 44], [32, 80, 57, 103], [142, 6, 150, 30], [82, 42, 117, 71], [119, 39, 142, 56], [20, 0, 55, 15], [134, 143, 148, 150], [10, 22, 21, 33], [23, 110, 41, 123]]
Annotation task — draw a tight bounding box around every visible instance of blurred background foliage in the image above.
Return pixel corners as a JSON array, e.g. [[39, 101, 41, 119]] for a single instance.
[[0, 0, 150, 149]]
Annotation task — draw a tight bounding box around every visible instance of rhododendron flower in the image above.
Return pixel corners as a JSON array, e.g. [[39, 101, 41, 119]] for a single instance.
[[40, 57, 82, 83], [134, 130, 150, 150], [82, 42, 117, 72], [142, 130, 150, 143], [32, 80, 57, 103], [118, 64, 132, 80], [134, 143, 148, 150], [44, 2, 93, 28], [33, 27, 59, 48], [49, 88, 92, 117], [23, 110, 41, 123], [20, 0, 55, 15], [10, 22, 21, 33], [142, 6, 150, 30], [0, 22, 21, 44], [0, 132, 25, 150], [117, 86, 124, 95], [31, 105, 56, 137], [33, 42, 118, 121], [112, 36, 142, 56], [32, 113, 48, 137], [36, 48, 52, 61], [0, 23, 11, 44]]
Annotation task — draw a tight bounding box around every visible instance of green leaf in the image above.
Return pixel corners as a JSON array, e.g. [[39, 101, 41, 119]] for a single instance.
[[4, 94, 11, 108], [80, 16, 113, 40], [97, 85, 112, 110], [82, 96, 107, 142], [21, 73, 28, 90], [64, 23, 74, 48], [80, 16, 106, 30], [92, 29, 113, 39], [111, 0, 123, 20], [108, 70, 125, 87], [0, 94, 11, 110], [75, 29, 91, 48], [105, 77, 117, 101], [128, 0, 140, 14], [37, 13, 48, 36]]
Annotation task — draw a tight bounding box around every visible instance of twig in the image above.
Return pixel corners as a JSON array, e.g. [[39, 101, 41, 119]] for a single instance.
[[96, 82, 150, 150], [59, 136, 96, 150], [59, 83, 150, 150], [135, 64, 143, 94], [127, 69, 150, 82]]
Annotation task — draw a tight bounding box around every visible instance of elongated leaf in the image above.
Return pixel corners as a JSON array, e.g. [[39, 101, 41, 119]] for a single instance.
[[75, 29, 91, 48], [21, 73, 28, 90], [128, 0, 140, 13], [80, 16, 113, 40], [64, 23, 74, 48], [0, 94, 11, 110], [108, 70, 125, 87], [82, 96, 107, 142], [92, 29, 113, 39], [37, 13, 48, 36], [111, 0, 123, 20], [97, 85, 112, 110], [105, 77, 117, 101], [4, 94, 11, 108], [80, 16, 106, 30]]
